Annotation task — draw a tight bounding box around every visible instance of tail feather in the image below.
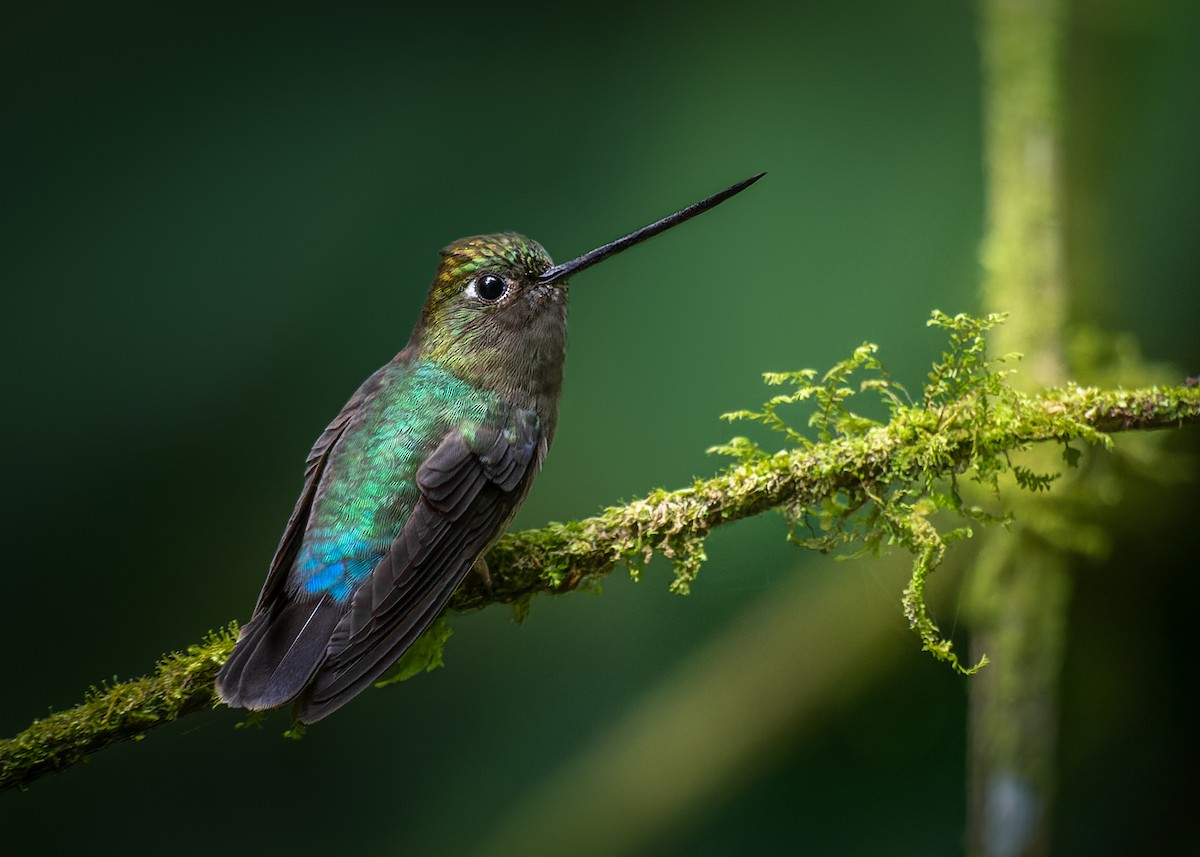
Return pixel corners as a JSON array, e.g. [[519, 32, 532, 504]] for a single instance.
[[295, 589, 453, 724], [217, 598, 344, 710]]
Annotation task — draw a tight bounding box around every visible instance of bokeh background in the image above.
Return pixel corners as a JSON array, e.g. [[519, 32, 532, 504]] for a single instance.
[[3, 2, 1198, 854]]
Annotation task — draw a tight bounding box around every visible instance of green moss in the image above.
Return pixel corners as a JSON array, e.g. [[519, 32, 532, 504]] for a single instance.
[[375, 617, 454, 688], [4, 312, 1199, 791], [0, 624, 237, 791], [600, 310, 1195, 674]]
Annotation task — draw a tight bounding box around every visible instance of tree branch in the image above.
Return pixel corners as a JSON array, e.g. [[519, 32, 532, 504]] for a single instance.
[[3, 382, 1197, 792]]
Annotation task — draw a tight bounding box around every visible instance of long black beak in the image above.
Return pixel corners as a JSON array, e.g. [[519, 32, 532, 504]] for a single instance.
[[537, 172, 766, 285]]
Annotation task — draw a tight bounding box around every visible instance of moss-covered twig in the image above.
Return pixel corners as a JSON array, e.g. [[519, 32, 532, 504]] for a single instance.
[[0, 630, 235, 793], [462, 378, 1198, 635], [4, 335, 1198, 792]]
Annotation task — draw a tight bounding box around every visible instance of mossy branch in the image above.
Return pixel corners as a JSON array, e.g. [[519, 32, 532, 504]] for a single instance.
[[3, 314, 1198, 792], [0, 630, 236, 793]]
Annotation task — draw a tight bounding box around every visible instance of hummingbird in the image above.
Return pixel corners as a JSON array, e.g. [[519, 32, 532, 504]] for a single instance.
[[216, 172, 765, 723]]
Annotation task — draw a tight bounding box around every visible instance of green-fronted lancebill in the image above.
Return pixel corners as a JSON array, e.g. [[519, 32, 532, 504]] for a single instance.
[[216, 172, 766, 722]]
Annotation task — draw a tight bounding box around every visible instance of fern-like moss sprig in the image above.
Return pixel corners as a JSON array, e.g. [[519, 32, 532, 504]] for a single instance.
[[710, 311, 1104, 672]]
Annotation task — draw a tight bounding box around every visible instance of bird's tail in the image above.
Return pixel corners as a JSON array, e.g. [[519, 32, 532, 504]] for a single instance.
[[216, 597, 343, 711]]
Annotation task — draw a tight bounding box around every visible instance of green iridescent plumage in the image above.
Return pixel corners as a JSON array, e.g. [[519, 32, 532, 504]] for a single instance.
[[296, 361, 500, 603]]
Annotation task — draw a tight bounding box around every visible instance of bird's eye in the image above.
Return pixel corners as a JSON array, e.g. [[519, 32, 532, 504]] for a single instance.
[[473, 274, 508, 302]]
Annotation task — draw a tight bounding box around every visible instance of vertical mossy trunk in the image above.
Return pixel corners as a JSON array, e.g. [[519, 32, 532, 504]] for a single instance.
[[968, 1, 1069, 855]]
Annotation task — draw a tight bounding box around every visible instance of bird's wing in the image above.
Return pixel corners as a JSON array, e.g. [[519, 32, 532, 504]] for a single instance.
[[215, 366, 388, 709], [297, 403, 545, 722]]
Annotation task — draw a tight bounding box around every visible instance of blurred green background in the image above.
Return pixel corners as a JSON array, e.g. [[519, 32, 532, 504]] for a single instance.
[[3, 2, 1198, 854]]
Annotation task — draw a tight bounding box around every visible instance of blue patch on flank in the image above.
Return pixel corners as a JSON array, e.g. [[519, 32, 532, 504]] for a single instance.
[[296, 538, 384, 603]]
